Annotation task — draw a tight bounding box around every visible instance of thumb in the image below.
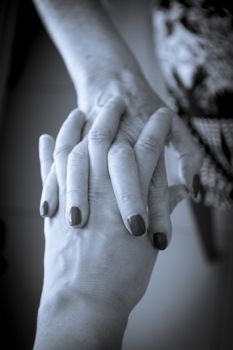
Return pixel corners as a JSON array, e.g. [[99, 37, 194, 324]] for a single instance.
[[169, 114, 203, 198], [168, 184, 189, 213]]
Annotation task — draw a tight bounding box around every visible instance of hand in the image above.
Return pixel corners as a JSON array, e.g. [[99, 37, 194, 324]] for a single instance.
[[102, 72, 203, 235], [35, 100, 191, 349], [34, 100, 191, 350], [34, 0, 203, 237], [38, 99, 189, 312], [40, 71, 203, 240]]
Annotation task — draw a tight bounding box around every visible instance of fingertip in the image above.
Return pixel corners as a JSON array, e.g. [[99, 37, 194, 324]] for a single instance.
[[67, 206, 81, 227], [40, 200, 49, 217], [106, 96, 126, 113], [156, 106, 173, 117], [183, 173, 202, 200], [39, 134, 55, 166], [127, 213, 147, 237], [67, 108, 86, 122], [39, 200, 57, 218], [151, 232, 169, 250], [40, 170, 59, 217], [39, 133, 54, 147], [66, 203, 89, 229]]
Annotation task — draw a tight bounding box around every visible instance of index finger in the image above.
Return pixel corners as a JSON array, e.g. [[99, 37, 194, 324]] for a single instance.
[[134, 107, 173, 198]]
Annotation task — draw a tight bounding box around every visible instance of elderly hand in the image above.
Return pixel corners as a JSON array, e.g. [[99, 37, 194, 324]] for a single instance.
[[34, 0, 203, 240]]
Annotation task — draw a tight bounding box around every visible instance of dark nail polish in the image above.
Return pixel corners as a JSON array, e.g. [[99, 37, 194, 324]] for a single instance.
[[192, 174, 200, 198], [152, 232, 168, 250], [69, 207, 81, 226], [127, 215, 146, 236], [40, 201, 49, 216]]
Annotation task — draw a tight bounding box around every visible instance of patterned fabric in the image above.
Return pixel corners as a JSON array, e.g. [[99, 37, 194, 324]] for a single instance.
[[152, 0, 233, 209]]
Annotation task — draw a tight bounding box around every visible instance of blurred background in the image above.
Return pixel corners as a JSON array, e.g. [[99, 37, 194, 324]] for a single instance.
[[0, 1, 233, 349]]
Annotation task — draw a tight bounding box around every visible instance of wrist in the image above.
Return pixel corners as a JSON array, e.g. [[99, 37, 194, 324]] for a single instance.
[[35, 287, 129, 350], [77, 65, 146, 116]]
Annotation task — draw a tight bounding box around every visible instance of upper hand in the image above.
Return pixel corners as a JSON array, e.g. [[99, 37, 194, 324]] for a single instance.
[[40, 70, 203, 239]]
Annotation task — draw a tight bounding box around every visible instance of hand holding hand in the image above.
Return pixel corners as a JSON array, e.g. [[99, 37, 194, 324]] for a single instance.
[[40, 81, 203, 240], [38, 99, 188, 309], [35, 99, 196, 349]]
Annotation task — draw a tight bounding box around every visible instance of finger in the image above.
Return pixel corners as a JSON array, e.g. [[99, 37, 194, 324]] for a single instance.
[[39, 134, 58, 217], [88, 97, 126, 182], [39, 134, 55, 185], [53, 108, 86, 190], [66, 97, 125, 227], [108, 138, 147, 237], [168, 184, 189, 213], [134, 107, 173, 199], [148, 155, 172, 251], [66, 138, 89, 227], [170, 114, 204, 198], [40, 164, 59, 217]]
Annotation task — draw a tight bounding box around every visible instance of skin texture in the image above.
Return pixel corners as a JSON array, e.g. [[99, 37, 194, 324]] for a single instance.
[[35, 99, 190, 350], [32, 2, 204, 348], [34, 0, 203, 237]]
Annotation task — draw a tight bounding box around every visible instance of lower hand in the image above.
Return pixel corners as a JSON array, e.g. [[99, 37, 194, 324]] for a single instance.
[[38, 99, 190, 313]]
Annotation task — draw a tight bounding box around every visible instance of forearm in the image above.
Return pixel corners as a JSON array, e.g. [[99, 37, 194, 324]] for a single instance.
[[33, 0, 143, 111], [34, 288, 129, 350]]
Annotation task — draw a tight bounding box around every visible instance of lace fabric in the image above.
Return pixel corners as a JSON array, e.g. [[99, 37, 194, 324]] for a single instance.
[[152, 0, 233, 209]]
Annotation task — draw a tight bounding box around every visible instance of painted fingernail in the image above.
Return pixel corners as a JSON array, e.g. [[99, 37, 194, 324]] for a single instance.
[[152, 232, 168, 250], [40, 201, 49, 216], [69, 207, 81, 226], [192, 174, 200, 198], [127, 215, 146, 236]]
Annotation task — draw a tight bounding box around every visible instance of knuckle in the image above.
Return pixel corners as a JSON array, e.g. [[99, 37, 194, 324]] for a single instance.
[[108, 142, 131, 159], [136, 135, 161, 153], [156, 107, 172, 118], [150, 186, 167, 202], [89, 129, 110, 143], [68, 146, 86, 165], [150, 175, 169, 200], [53, 144, 73, 159], [67, 188, 84, 196], [153, 107, 173, 125], [66, 108, 85, 125], [68, 108, 83, 119], [107, 96, 125, 111]]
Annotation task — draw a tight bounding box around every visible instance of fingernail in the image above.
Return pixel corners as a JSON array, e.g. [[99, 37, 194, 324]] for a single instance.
[[69, 207, 81, 226], [40, 201, 49, 216], [127, 215, 146, 236], [152, 232, 168, 250], [192, 174, 200, 198]]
